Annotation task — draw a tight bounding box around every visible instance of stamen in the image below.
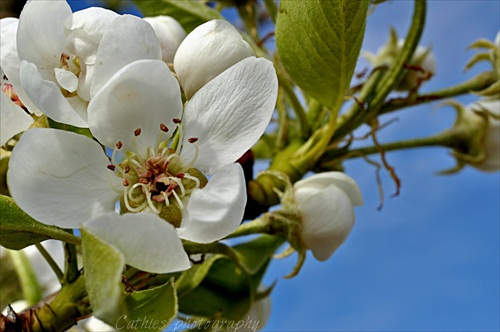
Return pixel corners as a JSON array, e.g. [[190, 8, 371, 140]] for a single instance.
[[131, 134, 144, 162], [162, 192, 170, 207], [172, 190, 184, 210], [182, 141, 199, 170], [123, 178, 129, 186], [169, 177, 185, 197], [173, 118, 181, 124], [129, 159, 142, 169], [145, 190, 160, 214], [188, 137, 198, 143], [124, 165, 130, 173], [160, 123, 169, 133], [183, 173, 201, 194], [128, 183, 145, 203], [123, 186, 148, 212], [107, 164, 116, 171], [148, 146, 155, 158], [60, 53, 70, 70], [111, 144, 125, 175]]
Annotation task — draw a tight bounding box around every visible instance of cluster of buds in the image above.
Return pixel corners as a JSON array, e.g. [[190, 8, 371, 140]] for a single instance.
[[363, 28, 436, 91]]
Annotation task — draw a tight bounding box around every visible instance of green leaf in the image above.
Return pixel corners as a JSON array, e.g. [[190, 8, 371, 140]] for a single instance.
[[178, 257, 253, 320], [276, 0, 369, 108], [0, 195, 81, 250], [82, 228, 126, 324], [177, 235, 283, 320], [233, 235, 284, 275], [133, 0, 222, 33], [83, 229, 178, 330], [175, 254, 225, 298], [123, 279, 177, 331]]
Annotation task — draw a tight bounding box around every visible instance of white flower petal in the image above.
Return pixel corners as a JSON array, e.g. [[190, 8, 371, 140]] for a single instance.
[[144, 16, 186, 64], [181, 57, 278, 175], [297, 185, 355, 261], [90, 15, 162, 97], [84, 213, 191, 273], [294, 172, 363, 206], [179, 163, 246, 243], [88, 59, 182, 152], [0, 93, 33, 146], [1, 19, 40, 115], [8, 128, 120, 228], [64, 7, 119, 64], [16, 0, 71, 70], [54, 68, 78, 92], [174, 19, 253, 99], [20, 61, 88, 127]]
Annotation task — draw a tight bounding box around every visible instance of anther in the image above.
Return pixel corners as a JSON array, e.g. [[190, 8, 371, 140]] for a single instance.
[[116, 141, 123, 149], [123, 178, 129, 186], [173, 118, 181, 124], [188, 137, 198, 143], [124, 165, 130, 173], [134, 128, 142, 136], [160, 123, 169, 133], [107, 164, 116, 171], [176, 173, 185, 178]]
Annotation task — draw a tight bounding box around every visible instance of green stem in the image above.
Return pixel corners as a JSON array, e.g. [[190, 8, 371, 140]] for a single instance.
[[35, 243, 63, 282], [63, 236, 79, 284], [8, 249, 43, 306], [277, 69, 310, 138], [263, 0, 278, 23], [333, 67, 387, 141], [275, 86, 289, 149], [345, 130, 456, 159], [369, 0, 427, 113], [379, 70, 498, 115], [307, 98, 325, 130], [333, 0, 426, 142], [225, 216, 271, 239], [237, 2, 259, 43], [20, 275, 91, 332]]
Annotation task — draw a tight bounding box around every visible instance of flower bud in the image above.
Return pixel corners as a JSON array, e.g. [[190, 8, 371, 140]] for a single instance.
[[144, 15, 186, 64], [293, 172, 363, 261], [363, 29, 436, 91], [173, 19, 254, 99], [463, 97, 500, 171], [445, 97, 499, 173]]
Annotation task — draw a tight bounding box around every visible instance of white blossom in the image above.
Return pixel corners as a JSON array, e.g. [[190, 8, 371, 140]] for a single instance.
[[1, 68, 33, 146], [1, 0, 161, 128], [293, 172, 363, 261], [144, 16, 186, 64], [468, 97, 500, 171], [174, 20, 254, 99], [9, 55, 277, 251]]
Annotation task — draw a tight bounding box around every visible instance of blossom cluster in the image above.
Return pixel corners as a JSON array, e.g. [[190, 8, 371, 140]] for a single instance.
[[0, 1, 371, 327], [1, 0, 278, 274]]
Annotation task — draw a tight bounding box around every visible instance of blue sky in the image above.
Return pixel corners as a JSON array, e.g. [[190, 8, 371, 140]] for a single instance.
[[65, 1, 500, 330]]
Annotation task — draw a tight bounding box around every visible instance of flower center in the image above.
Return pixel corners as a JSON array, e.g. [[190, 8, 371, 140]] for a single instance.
[[107, 119, 207, 226], [54, 52, 81, 97]]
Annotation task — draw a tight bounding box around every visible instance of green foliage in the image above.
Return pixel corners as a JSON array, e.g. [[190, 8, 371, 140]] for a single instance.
[[133, 0, 222, 33], [276, 0, 369, 109], [82, 228, 125, 323], [82, 229, 178, 330], [123, 280, 177, 331], [0, 195, 80, 250], [177, 235, 283, 320]]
